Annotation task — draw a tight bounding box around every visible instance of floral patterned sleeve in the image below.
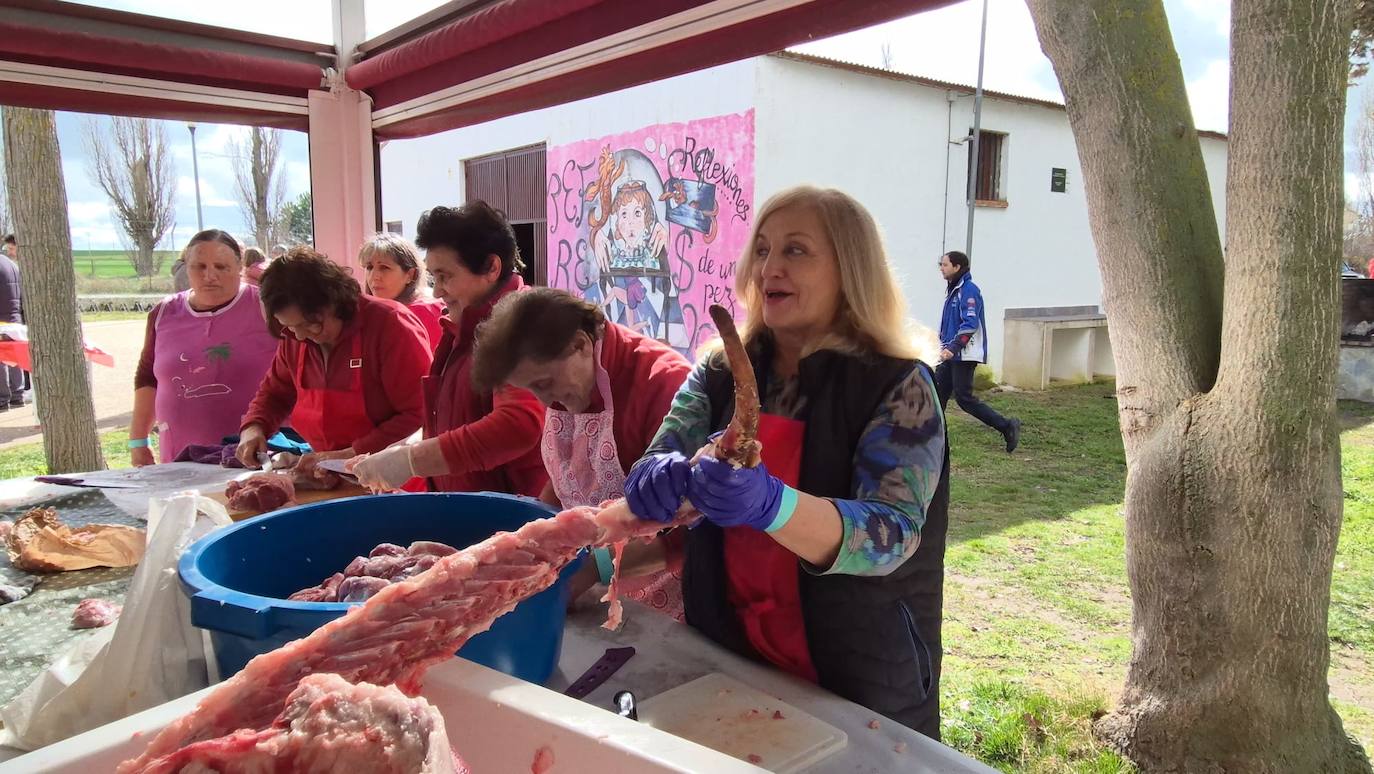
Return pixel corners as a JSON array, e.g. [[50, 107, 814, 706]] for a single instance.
[[810, 365, 945, 577], [639, 359, 716, 462]]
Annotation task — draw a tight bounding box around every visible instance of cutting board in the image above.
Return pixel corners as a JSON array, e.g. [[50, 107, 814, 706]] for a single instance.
[[638, 673, 847, 773], [207, 480, 369, 521]]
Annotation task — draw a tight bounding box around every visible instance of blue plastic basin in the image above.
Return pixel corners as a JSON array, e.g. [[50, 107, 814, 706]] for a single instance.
[[178, 492, 583, 684]]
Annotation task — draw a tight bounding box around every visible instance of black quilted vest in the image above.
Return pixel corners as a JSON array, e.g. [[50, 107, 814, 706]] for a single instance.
[[687, 343, 951, 738]]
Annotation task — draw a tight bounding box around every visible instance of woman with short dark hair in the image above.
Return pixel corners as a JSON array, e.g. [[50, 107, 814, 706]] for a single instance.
[[349, 200, 547, 497], [130, 229, 277, 464], [235, 247, 433, 477], [467, 287, 692, 618]]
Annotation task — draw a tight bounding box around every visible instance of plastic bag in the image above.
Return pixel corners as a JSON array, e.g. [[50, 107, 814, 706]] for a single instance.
[[0, 493, 231, 751]]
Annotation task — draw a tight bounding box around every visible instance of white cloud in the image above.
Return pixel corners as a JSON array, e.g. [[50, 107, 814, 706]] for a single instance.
[[1177, 0, 1230, 37], [1185, 58, 1230, 133], [791, 0, 1060, 102], [177, 176, 236, 208]]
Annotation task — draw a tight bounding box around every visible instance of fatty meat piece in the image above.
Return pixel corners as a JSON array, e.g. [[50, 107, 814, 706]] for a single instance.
[[72, 598, 122, 628], [129, 673, 466, 774], [224, 473, 296, 513]]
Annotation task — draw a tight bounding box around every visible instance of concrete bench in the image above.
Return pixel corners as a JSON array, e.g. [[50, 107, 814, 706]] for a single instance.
[[1001, 305, 1115, 390]]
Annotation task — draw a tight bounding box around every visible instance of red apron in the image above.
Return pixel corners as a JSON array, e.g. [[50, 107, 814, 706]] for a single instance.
[[288, 336, 372, 453], [723, 413, 818, 683]]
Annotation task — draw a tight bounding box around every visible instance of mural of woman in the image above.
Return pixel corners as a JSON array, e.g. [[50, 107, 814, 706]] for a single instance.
[[592, 179, 678, 338]]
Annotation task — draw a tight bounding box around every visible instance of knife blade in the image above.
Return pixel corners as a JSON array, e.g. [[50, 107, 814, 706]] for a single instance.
[[34, 476, 142, 489]]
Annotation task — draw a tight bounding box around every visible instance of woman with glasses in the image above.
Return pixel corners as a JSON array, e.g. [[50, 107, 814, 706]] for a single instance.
[[234, 247, 433, 478]]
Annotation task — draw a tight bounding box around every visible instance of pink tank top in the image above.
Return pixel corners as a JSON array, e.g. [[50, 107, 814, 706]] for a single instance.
[[152, 285, 279, 462]]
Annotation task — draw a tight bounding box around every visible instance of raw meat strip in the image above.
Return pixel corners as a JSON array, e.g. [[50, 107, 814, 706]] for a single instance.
[[130, 674, 466, 774], [72, 598, 121, 628], [119, 505, 695, 772], [225, 473, 296, 513]]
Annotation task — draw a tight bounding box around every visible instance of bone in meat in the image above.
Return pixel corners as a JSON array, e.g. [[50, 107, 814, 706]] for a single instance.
[[707, 304, 761, 467], [119, 505, 695, 771], [130, 673, 467, 774]]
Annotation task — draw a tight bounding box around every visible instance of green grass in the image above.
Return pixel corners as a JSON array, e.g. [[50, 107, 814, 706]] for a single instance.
[[71, 250, 178, 279], [0, 429, 136, 480], [936, 383, 1374, 770], [80, 310, 150, 323]]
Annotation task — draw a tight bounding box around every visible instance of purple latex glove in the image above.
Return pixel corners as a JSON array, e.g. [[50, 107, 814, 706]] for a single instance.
[[624, 452, 691, 522], [687, 453, 785, 530]]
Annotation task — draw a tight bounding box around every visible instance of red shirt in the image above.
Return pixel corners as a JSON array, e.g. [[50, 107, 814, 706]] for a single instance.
[[241, 295, 433, 454], [426, 275, 547, 496], [572, 321, 691, 472], [406, 296, 446, 352]]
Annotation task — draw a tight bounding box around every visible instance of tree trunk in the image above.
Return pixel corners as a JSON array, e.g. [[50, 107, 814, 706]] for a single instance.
[[3, 108, 104, 474], [1027, 0, 1369, 771]]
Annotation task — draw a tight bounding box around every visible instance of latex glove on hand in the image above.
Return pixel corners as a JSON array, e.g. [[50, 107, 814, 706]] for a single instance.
[[687, 454, 796, 532], [350, 445, 415, 492], [624, 452, 691, 523]]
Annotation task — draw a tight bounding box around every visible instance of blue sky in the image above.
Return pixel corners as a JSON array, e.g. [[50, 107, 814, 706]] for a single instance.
[[32, 0, 1362, 247]]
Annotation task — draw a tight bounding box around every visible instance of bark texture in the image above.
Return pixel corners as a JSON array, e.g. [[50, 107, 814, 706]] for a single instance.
[[3, 108, 104, 474], [1028, 0, 1369, 771]]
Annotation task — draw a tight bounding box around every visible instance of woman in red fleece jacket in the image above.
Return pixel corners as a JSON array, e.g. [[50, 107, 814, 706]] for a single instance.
[[235, 247, 433, 477], [350, 201, 547, 496], [466, 287, 692, 618]]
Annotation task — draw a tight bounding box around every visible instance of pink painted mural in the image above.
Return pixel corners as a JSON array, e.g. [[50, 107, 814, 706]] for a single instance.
[[546, 110, 755, 356]]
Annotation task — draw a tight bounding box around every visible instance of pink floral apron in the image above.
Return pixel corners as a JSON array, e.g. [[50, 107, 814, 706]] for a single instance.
[[540, 340, 683, 620]]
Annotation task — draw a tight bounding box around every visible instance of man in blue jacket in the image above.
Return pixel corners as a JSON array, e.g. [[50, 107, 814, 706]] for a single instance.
[[937, 250, 1020, 452]]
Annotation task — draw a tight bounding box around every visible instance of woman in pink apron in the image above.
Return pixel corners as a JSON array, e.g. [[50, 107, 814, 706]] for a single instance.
[[467, 287, 693, 619], [129, 230, 278, 464]]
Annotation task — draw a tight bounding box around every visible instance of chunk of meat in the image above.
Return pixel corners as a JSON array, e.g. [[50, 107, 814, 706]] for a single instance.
[[225, 473, 297, 513], [119, 506, 697, 772], [289, 540, 460, 603], [129, 674, 466, 774], [5, 507, 144, 572], [72, 598, 122, 628], [292, 468, 341, 492]]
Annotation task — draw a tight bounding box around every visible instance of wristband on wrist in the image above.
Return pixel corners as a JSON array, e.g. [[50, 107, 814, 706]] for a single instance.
[[764, 485, 801, 533], [127, 438, 150, 449], [592, 547, 615, 585]]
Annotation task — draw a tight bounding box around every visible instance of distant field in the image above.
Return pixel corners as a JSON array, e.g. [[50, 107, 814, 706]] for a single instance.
[[71, 250, 178, 278]]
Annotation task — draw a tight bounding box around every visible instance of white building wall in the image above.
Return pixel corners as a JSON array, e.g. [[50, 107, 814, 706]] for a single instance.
[[756, 55, 1229, 375], [379, 53, 1228, 377], [379, 60, 757, 237]]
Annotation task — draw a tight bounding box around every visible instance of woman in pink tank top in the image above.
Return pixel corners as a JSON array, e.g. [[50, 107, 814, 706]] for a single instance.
[[129, 230, 279, 464], [359, 233, 446, 351]]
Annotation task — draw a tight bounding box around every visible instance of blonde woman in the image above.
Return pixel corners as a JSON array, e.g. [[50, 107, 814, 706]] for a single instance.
[[360, 233, 446, 350], [621, 186, 950, 738]]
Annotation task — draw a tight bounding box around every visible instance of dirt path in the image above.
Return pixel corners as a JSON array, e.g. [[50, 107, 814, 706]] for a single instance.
[[0, 319, 144, 448]]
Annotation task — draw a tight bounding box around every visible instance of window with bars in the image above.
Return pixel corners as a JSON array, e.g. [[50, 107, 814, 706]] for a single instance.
[[969, 129, 1008, 204]]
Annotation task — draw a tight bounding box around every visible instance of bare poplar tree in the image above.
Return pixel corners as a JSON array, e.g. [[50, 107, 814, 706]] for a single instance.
[[82, 117, 176, 277], [228, 126, 286, 250]]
